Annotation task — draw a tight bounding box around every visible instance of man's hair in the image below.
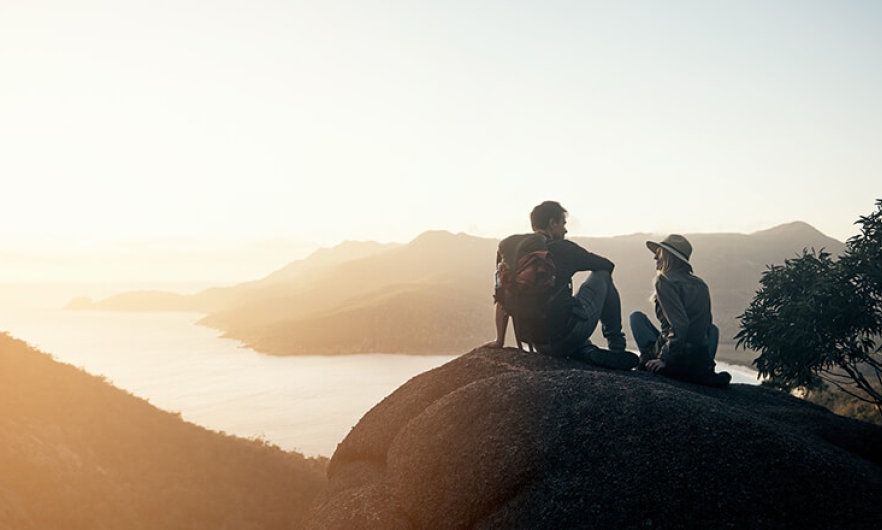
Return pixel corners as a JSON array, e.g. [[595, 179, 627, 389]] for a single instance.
[[530, 201, 567, 231]]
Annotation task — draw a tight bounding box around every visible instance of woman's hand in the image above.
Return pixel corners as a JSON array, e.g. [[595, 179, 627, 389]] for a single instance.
[[645, 359, 667, 373]]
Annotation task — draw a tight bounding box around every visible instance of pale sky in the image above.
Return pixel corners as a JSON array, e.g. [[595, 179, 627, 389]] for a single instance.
[[1, 1, 880, 282]]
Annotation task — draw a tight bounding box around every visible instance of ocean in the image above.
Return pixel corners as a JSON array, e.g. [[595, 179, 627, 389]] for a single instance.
[[0, 282, 758, 458]]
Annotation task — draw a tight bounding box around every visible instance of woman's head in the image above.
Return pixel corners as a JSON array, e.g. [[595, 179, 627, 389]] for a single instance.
[[646, 234, 693, 275]]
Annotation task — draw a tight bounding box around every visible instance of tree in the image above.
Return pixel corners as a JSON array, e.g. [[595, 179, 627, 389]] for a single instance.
[[736, 199, 882, 416]]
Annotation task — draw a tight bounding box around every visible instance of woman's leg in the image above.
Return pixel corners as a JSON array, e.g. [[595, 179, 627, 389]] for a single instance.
[[629, 311, 659, 366]]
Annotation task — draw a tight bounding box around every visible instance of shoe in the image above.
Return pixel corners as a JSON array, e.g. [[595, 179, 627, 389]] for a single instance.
[[707, 371, 731, 388], [606, 335, 628, 353], [588, 346, 639, 371]]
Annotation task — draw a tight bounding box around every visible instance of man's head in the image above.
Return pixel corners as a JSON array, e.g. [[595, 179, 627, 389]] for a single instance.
[[530, 201, 568, 240]]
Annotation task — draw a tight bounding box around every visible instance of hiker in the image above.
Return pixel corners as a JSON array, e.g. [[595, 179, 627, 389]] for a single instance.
[[482, 200, 638, 370], [629, 234, 731, 388]]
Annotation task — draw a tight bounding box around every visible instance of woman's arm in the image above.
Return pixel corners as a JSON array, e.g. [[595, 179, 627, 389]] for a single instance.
[[654, 276, 691, 365]]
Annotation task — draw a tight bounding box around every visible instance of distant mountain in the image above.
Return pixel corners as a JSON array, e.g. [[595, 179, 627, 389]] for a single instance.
[[570, 221, 846, 357], [74, 239, 401, 314], [76, 223, 845, 361], [263, 240, 403, 283], [0, 332, 327, 529]]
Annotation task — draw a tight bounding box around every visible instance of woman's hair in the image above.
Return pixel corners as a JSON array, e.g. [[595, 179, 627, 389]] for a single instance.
[[657, 247, 693, 276], [650, 247, 694, 303]]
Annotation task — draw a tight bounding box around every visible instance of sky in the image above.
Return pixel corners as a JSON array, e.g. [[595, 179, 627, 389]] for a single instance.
[[1, 0, 880, 282]]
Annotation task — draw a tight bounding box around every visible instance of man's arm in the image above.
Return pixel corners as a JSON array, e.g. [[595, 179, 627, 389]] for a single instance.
[[555, 240, 615, 274], [482, 302, 509, 348], [482, 251, 509, 349]]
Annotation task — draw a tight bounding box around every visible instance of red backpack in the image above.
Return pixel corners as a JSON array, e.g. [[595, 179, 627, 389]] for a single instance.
[[496, 233, 561, 350]]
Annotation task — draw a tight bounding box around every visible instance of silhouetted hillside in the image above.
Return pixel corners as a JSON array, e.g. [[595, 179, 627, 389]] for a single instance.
[[0, 332, 327, 529], [76, 223, 845, 360]]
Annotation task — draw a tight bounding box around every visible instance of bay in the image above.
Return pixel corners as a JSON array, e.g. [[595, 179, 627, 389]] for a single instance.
[[0, 282, 758, 458], [0, 282, 457, 457]]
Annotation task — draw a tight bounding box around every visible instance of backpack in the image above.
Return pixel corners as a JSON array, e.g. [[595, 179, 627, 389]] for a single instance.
[[495, 233, 561, 351]]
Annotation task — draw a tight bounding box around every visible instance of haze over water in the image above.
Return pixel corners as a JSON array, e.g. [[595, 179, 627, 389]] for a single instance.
[[0, 282, 758, 457], [0, 285, 456, 457]]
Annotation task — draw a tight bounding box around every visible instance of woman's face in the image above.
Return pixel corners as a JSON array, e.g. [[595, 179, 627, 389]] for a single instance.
[[654, 248, 664, 270]]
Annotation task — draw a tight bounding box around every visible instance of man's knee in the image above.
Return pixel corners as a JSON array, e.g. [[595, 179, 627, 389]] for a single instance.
[[589, 270, 612, 281], [577, 269, 612, 294]]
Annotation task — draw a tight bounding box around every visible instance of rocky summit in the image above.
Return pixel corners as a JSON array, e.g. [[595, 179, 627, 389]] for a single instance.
[[304, 347, 882, 530]]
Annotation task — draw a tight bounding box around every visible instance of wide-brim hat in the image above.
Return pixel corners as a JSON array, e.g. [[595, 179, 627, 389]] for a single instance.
[[646, 234, 692, 264]]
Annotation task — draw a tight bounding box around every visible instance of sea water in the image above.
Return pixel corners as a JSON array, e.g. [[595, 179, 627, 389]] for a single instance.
[[0, 282, 757, 458]]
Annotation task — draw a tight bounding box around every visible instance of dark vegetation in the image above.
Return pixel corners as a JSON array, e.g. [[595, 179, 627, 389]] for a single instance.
[[0, 332, 327, 529], [738, 199, 882, 418]]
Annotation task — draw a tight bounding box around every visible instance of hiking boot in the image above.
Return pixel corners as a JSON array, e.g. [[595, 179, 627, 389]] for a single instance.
[[587, 346, 639, 371], [606, 334, 628, 353], [707, 371, 732, 388]]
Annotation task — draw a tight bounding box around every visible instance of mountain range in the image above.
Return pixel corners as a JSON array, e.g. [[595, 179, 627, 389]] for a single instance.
[[71, 222, 846, 365]]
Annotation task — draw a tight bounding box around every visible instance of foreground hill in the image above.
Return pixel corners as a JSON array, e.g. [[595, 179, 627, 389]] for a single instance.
[[305, 347, 882, 529], [75, 223, 845, 360], [0, 332, 327, 530]]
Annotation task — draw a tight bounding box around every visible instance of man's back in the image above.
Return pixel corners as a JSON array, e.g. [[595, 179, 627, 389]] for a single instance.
[[483, 200, 635, 369]]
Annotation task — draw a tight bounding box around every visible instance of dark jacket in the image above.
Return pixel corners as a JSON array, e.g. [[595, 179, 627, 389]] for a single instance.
[[495, 236, 614, 342], [653, 270, 714, 371], [544, 239, 614, 340]]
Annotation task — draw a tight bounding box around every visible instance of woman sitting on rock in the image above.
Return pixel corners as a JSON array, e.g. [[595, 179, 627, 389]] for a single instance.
[[629, 234, 730, 388]]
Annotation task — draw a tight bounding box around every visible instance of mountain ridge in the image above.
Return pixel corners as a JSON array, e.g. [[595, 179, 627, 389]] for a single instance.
[[72, 222, 846, 361]]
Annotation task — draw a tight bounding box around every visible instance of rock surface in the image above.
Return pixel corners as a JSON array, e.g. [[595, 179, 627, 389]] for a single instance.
[[304, 348, 882, 530]]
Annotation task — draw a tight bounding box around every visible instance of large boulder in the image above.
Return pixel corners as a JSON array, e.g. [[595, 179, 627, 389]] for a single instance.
[[304, 348, 882, 530]]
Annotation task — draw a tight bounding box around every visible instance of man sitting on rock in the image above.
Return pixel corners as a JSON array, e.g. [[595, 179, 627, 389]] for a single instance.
[[482, 200, 638, 370]]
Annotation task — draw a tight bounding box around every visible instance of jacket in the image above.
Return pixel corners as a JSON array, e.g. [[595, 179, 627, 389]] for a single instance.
[[653, 270, 714, 371]]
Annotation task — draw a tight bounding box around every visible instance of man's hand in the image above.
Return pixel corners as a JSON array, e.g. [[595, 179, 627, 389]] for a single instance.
[[481, 339, 504, 349], [645, 359, 667, 373]]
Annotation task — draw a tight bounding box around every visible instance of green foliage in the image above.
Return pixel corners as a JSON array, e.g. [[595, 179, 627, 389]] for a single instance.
[[737, 199, 882, 415], [804, 383, 882, 426]]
